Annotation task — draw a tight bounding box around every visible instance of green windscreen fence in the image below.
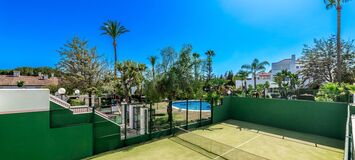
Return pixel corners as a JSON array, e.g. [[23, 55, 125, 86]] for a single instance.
[[173, 126, 269, 160], [213, 97, 347, 140]]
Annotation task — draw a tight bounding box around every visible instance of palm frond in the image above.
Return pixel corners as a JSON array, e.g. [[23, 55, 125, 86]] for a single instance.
[[205, 50, 215, 56], [258, 61, 270, 67], [324, 0, 337, 9], [100, 20, 129, 39], [241, 64, 252, 70], [148, 56, 158, 66]]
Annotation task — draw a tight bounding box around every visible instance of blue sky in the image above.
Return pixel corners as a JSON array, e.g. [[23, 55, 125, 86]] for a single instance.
[[0, 0, 354, 75]]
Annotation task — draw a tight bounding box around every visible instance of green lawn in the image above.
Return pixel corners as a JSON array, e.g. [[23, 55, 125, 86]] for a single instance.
[[87, 120, 344, 160]]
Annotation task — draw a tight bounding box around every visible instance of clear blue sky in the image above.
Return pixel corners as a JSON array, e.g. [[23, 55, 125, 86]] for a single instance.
[[1, 0, 354, 75]]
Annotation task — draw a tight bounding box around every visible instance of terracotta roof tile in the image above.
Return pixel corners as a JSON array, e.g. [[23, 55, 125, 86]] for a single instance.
[[0, 75, 59, 86]]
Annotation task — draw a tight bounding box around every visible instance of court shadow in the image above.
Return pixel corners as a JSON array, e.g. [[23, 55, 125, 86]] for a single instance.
[[203, 127, 224, 131]]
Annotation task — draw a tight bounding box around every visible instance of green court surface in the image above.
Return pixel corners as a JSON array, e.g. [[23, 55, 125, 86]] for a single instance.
[[87, 120, 344, 160]]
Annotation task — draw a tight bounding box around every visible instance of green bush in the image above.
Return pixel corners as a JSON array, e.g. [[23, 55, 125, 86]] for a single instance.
[[67, 99, 85, 106], [16, 81, 25, 87], [315, 82, 354, 102], [45, 85, 59, 94]]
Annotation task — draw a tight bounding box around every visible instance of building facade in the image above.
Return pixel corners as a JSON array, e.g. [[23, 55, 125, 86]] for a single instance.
[[236, 54, 302, 90]]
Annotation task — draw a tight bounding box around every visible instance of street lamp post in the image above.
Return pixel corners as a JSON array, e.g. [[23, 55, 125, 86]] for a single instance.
[[74, 89, 80, 98], [58, 88, 66, 101]]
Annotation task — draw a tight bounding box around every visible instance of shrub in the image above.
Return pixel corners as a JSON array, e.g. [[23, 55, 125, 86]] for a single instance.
[[315, 82, 354, 102], [45, 85, 59, 94], [16, 81, 25, 87], [67, 99, 85, 106]]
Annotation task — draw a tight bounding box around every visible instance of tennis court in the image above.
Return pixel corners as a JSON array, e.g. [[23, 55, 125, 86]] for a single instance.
[[88, 119, 344, 160]]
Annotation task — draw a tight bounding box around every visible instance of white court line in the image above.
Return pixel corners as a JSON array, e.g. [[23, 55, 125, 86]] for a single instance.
[[213, 134, 262, 159]]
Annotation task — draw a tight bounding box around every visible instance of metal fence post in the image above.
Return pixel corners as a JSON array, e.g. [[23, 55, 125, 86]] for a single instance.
[[124, 103, 128, 146], [199, 99, 202, 127], [168, 101, 173, 134], [210, 98, 214, 124], [149, 103, 153, 139], [92, 105, 96, 154], [186, 99, 189, 130]]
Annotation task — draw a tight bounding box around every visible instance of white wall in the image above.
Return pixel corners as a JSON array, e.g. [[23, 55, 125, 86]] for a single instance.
[[235, 79, 278, 89], [0, 89, 49, 114]]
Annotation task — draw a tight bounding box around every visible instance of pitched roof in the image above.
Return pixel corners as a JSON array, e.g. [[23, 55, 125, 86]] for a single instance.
[[272, 58, 291, 64], [0, 75, 59, 86]]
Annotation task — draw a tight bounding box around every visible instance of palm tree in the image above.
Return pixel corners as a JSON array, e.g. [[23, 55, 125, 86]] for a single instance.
[[148, 56, 158, 79], [324, 0, 351, 83], [205, 50, 215, 82], [101, 20, 129, 78], [236, 70, 249, 93], [241, 58, 269, 89], [273, 70, 299, 99]]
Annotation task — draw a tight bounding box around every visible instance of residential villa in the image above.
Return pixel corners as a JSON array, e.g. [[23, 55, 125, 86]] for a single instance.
[[0, 71, 59, 89], [236, 54, 303, 90]]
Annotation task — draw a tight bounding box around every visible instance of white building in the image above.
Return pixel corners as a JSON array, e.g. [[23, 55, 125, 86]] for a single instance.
[[236, 54, 302, 90]]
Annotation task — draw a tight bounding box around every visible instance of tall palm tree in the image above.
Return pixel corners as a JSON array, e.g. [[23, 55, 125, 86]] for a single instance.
[[324, 0, 351, 83], [241, 58, 269, 89], [148, 56, 158, 79], [101, 20, 129, 78]]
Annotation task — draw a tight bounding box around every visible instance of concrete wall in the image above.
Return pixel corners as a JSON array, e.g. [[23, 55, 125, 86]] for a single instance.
[[0, 89, 49, 114]]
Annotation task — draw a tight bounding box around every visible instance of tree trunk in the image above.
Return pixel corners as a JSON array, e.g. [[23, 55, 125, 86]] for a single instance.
[[88, 91, 92, 107], [241, 81, 244, 93], [244, 80, 247, 93], [152, 66, 155, 80], [113, 40, 118, 79], [253, 72, 256, 89], [336, 6, 342, 83]]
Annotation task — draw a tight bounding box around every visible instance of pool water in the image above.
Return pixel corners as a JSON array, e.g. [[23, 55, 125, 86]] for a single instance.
[[172, 100, 211, 112]]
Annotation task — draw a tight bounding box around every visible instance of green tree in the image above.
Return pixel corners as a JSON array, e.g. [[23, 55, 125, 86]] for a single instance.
[[157, 67, 179, 100], [224, 70, 235, 86], [101, 20, 129, 78], [174, 44, 194, 99], [299, 36, 355, 87], [158, 47, 176, 74], [324, 0, 351, 83], [116, 60, 146, 102], [241, 59, 269, 89], [0, 67, 61, 77], [205, 50, 215, 84], [57, 37, 107, 106], [273, 70, 299, 99], [256, 84, 264, 98], [315, 82, 354, 102]]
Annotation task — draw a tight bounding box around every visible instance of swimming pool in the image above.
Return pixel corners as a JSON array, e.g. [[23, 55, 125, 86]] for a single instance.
[[172, 100, 211, 112]]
